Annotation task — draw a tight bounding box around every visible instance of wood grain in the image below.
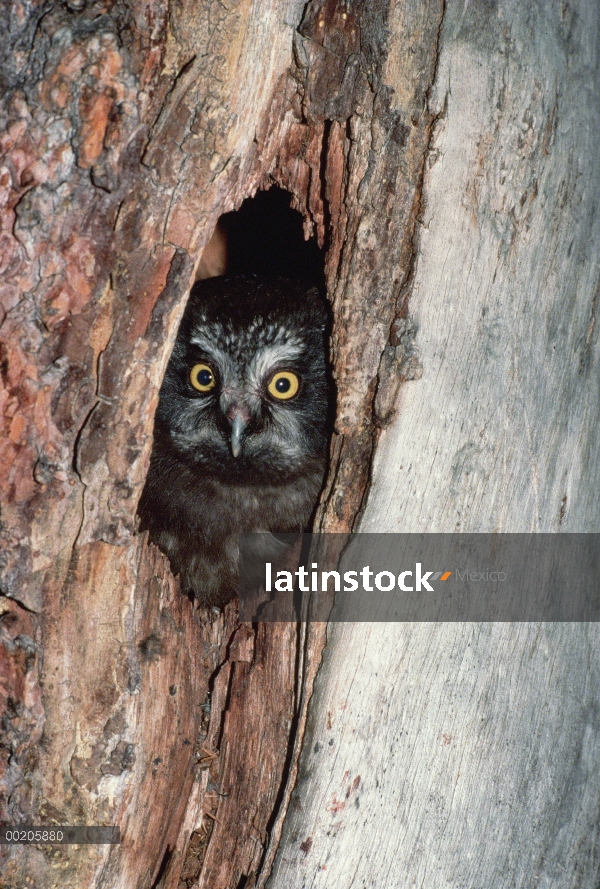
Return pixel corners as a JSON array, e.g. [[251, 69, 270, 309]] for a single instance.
[[266, 1, 600, 887], [3, 0, 595, 887]]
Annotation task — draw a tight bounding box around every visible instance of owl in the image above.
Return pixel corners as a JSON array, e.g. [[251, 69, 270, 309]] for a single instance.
[[138, 275, 330, 607]]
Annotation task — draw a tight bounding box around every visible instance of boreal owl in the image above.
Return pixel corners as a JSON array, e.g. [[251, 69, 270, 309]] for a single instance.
[[138, 275, 330, 607]]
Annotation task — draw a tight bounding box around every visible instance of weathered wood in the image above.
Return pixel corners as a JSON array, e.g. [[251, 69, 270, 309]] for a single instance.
[[1, 1, 315, 886], [268, 623, 600, 888], [266, 1, 600, 887], [4, 0, 596, 886], [3, 2, 444, 883]]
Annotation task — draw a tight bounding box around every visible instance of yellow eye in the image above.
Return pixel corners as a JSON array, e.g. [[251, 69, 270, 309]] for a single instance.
[[190, 363, 216, 392], [267, 371, 300, 400]]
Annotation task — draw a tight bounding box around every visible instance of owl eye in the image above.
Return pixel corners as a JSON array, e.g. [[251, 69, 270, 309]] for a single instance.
[[267, 370, 300, 400], [190, 363, 216, 392]]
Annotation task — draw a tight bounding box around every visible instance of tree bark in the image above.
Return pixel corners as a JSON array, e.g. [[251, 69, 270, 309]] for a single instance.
[[265, 2, 600, 888], [1, 1, 598, 888]]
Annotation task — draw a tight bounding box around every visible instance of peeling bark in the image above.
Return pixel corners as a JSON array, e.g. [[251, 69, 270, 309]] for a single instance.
[[266, 1, 600, 887], [1, 1, 445, 887]]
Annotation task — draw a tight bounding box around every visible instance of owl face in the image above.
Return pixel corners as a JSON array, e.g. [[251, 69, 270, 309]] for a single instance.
[[154, 276, 330, 486]]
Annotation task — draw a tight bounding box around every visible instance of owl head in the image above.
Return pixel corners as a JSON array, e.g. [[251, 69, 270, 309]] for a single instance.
[[153, 275, 330, 485]]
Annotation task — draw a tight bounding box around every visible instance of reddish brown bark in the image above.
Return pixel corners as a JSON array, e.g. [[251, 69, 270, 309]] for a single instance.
[[0, 0, 442, 886]]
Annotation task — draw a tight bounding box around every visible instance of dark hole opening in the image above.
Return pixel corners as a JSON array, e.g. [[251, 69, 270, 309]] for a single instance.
[[138, 185, 332, 608], [216, 185, 325, 287], [151, 845, 173, 889]]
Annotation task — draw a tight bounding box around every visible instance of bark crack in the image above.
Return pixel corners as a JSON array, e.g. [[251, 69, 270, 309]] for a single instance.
[[351, 0, 448, 528], [430, 0, 447, 99], [141, 55, 199, 165]]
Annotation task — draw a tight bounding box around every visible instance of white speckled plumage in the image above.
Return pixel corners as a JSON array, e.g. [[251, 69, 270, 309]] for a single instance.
[[138, 275, 330, 606]]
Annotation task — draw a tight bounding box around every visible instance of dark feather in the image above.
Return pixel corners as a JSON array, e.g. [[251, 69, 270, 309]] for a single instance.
[[138, 275, 330, 606]]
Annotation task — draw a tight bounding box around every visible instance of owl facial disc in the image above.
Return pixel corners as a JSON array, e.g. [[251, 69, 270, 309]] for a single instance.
[[138, 275, 330, 606]]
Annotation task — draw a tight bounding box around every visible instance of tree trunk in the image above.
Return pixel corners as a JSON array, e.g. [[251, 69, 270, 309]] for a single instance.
[[265, 2, 600, 888], [1, 2, 598, 889]]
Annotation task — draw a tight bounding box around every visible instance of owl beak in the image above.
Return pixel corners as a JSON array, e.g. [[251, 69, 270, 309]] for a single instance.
[[230, 411, 247, 458]]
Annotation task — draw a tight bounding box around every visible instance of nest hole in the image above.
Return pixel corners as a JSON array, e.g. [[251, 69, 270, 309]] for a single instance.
[[138, 186, 333, 606], [198, 185, 325, 288]]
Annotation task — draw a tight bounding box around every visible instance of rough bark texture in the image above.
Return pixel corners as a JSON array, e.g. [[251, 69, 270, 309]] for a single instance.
[[0, 1, 443, 887], [3, 0, 596, 887], [266, 2, 600, 888]]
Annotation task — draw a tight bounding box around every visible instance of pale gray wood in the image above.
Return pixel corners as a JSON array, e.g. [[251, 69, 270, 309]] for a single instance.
[[363, 0, 600, 536], [266, 1, 600, 886], [269, 622, 600, 889]]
